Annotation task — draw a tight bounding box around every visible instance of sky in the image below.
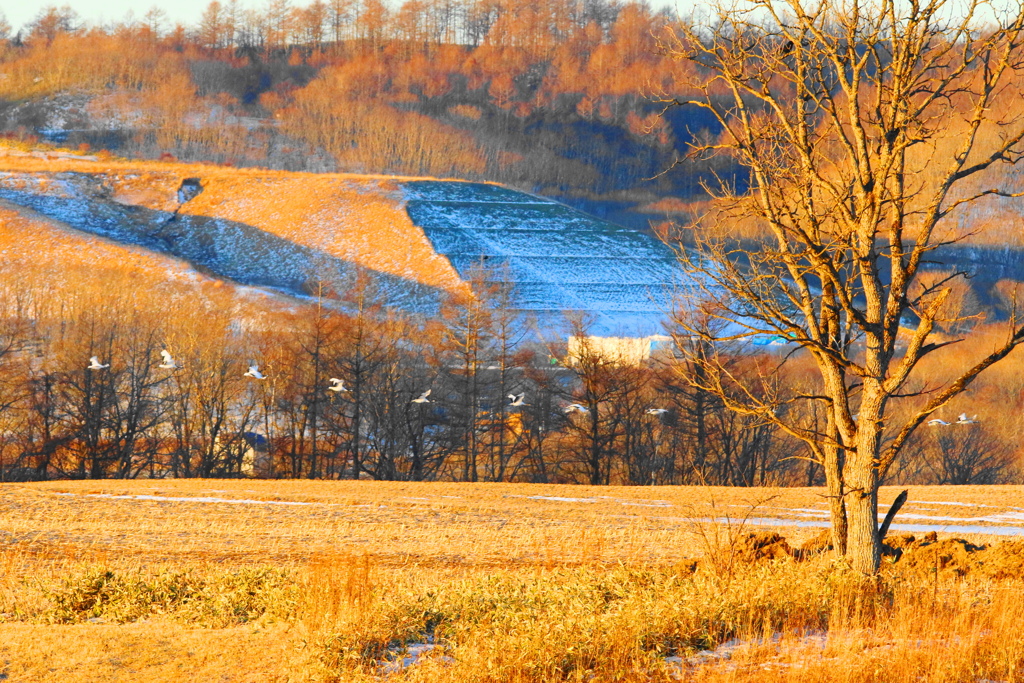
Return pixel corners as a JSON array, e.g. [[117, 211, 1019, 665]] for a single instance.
[[4, 0, 238, 33], [5, 0, 686, 35], [4, 0, 683, 34]]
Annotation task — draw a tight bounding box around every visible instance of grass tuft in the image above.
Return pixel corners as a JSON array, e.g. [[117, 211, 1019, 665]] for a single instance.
[[41, 565, 294, 627]]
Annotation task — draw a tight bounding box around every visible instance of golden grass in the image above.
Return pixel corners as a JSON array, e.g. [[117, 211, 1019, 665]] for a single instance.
[[4, 480, 1018, 566], [4, 480, 1024, 681], [0, 621, 306, 682], [0, 202, 298, 323]]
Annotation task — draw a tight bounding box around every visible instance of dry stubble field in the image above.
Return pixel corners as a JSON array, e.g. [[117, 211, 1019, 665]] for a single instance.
[[2, 480, 1024, 682]]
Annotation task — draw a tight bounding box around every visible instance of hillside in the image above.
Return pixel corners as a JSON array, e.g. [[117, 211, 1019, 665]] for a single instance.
[[404, 180, 681, 335], [0, 149, 682, 335], [0, 193, 298, 328], [0, 2, 720, 206]]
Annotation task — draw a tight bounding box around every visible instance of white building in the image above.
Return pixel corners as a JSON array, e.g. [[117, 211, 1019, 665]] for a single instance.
[[566, 334, 674, 366]]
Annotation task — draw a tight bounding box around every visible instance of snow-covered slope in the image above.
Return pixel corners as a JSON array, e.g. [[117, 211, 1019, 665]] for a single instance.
[[401, 181, 681, 336]]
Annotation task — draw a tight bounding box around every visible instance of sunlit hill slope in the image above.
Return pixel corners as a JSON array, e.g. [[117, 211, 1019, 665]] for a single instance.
[[0, 149, 681, 333]]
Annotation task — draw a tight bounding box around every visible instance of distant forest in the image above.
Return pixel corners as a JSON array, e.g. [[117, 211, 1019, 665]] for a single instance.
[[0, 2, 736, 202]]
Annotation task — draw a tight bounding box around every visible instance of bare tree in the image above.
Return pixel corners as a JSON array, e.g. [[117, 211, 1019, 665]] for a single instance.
[[27, 5, 81, 45], [561, 319, 633, 485], [666, 0, 1024, 573], [329, 270, 394, 479], [439, 269, 495, 483], [912, 424, 1015, 485]]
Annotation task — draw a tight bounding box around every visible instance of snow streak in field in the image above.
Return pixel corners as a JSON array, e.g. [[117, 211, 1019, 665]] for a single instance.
[[52, 492, 319, 506], [709, 517, 1024, 536]]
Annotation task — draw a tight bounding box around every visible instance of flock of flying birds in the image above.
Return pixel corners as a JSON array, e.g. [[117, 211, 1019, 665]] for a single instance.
[[84, 353, 672, 416], [87, 354, 978, 424], [927, 414, 980, 426]]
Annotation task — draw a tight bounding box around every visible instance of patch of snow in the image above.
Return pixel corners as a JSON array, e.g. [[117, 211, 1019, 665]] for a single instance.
[[701, 516, 1024, 536], [380, 641, 452, 674], [0, 172, 447, 315], [401, 180, 685, 337], [895, 511, 1024, 524], [594, 495, 672, 507], [666, 631, 829, 675], [52, 492, 319, 507], [756, 506, 830, 518], [617, 500, 674, 508], [916, 500, 1004, 508]]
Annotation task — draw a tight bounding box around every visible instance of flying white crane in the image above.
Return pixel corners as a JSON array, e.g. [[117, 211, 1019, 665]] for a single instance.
[[508, 393, 526, 407], [158, 350, 178, 370], [327, 378, 348, 392], [87, 356, 109, 370], [956, 413, 980, 425], [564, 403, 589, 414], [244, 364, 266, 380], [927, 418, 950, 426], [411, 389, 431, 404]]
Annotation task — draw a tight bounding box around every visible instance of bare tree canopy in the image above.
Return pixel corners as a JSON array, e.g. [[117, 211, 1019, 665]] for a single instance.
[[664, 0, 1024, 573]]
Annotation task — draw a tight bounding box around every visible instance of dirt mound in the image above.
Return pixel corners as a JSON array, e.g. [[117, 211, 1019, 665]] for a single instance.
[[733, 532, 795, 562], [737, 530, 1024, 579], [794, 529, 914, 560], [882, 534, 1024, 579], [799, 529, 833, 557]]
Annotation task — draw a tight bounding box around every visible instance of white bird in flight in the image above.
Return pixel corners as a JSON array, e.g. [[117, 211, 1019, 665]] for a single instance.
[[956, 413, 979, 424], [411, 389, 431, 404], [927, 418, 950, 426], [158, 350, 178, 370], [328, 378, 348, 392], [564, 403, 589, 414], [646, 408, 668, 416], [244, 364, 266, 380], [87, 356, 109, 370], [508, 393, 526, 407]]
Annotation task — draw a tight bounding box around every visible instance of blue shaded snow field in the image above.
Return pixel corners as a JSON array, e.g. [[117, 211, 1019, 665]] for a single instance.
[[402, 180, 684, 336]]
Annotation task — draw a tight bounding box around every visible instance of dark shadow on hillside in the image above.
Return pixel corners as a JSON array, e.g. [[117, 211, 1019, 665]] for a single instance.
[[0, 176, 449, 314], [923, 243, 1024, 316]]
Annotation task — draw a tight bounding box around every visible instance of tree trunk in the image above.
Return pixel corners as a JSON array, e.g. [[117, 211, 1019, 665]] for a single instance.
[[846, 462, 880, 574], [823, 442, 848, 556], [878, 489, 908, 542]]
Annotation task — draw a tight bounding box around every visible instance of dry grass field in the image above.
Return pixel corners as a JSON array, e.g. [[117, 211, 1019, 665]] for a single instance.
[[3, 480, 1024, 681]]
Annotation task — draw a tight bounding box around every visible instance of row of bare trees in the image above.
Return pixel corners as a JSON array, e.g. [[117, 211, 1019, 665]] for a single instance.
[[0, 267, 793, 484], [0, 263, 1012, 488], [2, 0, 694, 194]]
